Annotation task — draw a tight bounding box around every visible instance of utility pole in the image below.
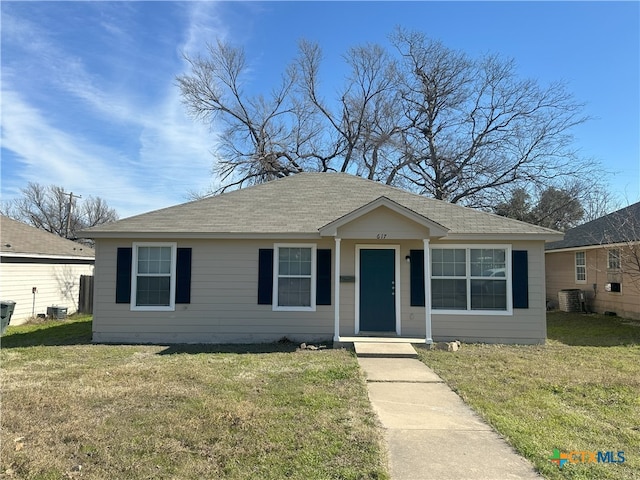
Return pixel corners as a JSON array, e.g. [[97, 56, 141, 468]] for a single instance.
[[62, 191, 82, 239]]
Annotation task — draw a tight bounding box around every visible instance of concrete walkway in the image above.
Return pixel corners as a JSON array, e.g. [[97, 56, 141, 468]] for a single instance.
[[355, 342, 541, 480]]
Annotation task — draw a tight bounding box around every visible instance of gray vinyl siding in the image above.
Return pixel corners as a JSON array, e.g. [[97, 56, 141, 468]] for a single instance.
[[93, 235, 547, 344], [335, 238, 426, 337], [93, 239, 335, 344], [337, 239, 356, 337], [428, 240, 546, 344], [330, 208, 546, 344], [430, 239, 544, 344], [336, 239, 545, 343], [334, 208, 430, 338]]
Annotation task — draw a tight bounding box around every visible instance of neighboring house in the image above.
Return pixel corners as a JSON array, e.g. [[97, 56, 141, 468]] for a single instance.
[[81, 173, 562, 345], [0, 215, 95, 324], [545, 202, 640, 320]]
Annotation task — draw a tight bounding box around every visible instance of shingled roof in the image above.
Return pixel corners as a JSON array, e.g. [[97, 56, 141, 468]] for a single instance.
[[546, 201, 640, 251], [82, 173, 561, 240], [1, 215, 94, 259]]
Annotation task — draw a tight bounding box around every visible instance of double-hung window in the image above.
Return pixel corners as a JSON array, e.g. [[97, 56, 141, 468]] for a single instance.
[[273, 244, 316, 311], [431, 246, 509, 313], [608, 249, 621, 270], [575, 251, 586, 283], [131, 242, 176, 311], [431, 248, 467, 310], [469, 249, 507, 310]]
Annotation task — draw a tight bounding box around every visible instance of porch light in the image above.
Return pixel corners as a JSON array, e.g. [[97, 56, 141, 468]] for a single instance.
[[405, 255, 411, 263]]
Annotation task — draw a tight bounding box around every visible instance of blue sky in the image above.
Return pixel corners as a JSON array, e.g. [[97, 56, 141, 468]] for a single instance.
[[2, 1, 638, 219]]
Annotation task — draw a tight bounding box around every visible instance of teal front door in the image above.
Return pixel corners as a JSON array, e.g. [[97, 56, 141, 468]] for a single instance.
[[359, 249, 396, 332]]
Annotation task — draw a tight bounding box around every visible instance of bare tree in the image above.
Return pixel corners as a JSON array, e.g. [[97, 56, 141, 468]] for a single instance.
[[579, 183, 620, 222], [621, 218, 640, 290], [177, 40, 312, 191], [295, 40, 402, 180], [80, 196, 120, 229], [391, 29, 592, 207], [179, 30, 598, 205], [178, 39, 404, 193], [1, 183, 118, 240]]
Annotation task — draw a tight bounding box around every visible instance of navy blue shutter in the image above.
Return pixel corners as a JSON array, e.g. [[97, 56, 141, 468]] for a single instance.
[[316, 249, 332, 305], [410, 250, 425, 307], [512, 250, 529, 308], [258, 249, 274, 305], [175, 248, 192, 304], [116, 247, 132, 303]]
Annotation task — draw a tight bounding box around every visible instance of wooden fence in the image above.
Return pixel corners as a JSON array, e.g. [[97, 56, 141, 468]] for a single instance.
[[78, 275, 94, 314]]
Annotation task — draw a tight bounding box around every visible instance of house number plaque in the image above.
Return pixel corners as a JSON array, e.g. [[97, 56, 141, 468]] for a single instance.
[[376, 233, 387, 239]]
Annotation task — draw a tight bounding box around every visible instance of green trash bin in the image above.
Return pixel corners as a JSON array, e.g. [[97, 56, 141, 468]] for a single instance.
[[1, 301, 16, 335]]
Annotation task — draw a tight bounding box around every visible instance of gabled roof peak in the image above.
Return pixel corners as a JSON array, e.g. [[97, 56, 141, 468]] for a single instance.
[[319, 195, 449, 237]]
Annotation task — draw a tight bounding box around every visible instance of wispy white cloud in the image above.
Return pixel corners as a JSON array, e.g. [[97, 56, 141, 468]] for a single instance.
[[1, 82, 214, 216], [182, 1, 230, 57], [1, 89, 158, 216], [1, 2, 230, 217]]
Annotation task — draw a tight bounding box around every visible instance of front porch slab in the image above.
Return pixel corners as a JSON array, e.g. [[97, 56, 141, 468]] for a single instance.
[[352, 341, 419, 358], [339, 336, 426, 343]]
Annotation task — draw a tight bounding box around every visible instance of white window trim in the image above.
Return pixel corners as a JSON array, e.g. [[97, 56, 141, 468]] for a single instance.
[[430, 245, 513, 316], [131, 242, 177, 312], [575, 251, 587, 284], [273, 243, 317, 312]]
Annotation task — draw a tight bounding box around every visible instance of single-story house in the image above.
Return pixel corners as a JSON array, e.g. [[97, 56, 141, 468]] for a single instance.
[[545, 202, 640, 320], [81, 173, 563, 345], [1, 215, 95, 324]]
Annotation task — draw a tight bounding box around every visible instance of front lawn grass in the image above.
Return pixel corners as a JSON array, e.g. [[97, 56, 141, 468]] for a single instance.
[[1, 317, 388, 480], [416, 311, 640, 480]]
